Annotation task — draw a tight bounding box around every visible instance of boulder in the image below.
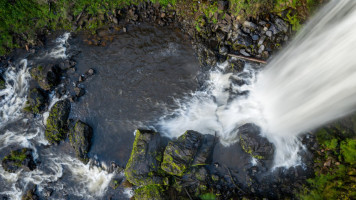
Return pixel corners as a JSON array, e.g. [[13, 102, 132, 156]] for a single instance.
[[0, 74, 5, 90], [26, 88, 46, 114], [125, 130, 167, 186], [238, 123, 275, 159], [45, 100, 71, 144], [161, 131, 215, 176], [30, 64, 61, 91], [2, 148, 36, 173], [134, 185, 166, 200], [68, 120, 92, 163]]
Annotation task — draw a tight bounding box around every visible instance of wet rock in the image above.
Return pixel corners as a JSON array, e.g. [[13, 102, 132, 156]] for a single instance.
[[26, 88, 46, 114], [2, 148, 36, 173], [0, 74, 5, 90], [42, 188, 53, 198], [78, 75, 85, 82], [219, 45, 228, 56], [161, 130, 215, 176], [86, 68, 95, 76], [30, 64, 61, 91], [266, 30, 273, 37], [239, 123, 275, 159], [74, 87, 85, 97], [125, 130, 167, 186], [234, 34, 253, 47], [134, 185, 166, 200], [252, 34, 259, 41], [45, 100, 71, 144], [21, 188, 39, 200], [68, 120, 92, 163]]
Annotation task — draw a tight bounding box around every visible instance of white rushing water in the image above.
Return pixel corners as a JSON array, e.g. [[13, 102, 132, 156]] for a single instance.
[[159, 0, 356, 168], [0, 33, 114, 199]]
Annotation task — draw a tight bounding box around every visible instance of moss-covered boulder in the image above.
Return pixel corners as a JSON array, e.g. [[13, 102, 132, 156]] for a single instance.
[[0, 74, 5, 90], [2, 148, 36, 173], [161, 130, 215, 176], [134, 185, 166, 200], [30, 64, 61, 91], [45, 99, 71, 144], [239, 123, 275, 160], [125, 130, 167, 186], [68, 120, 93, 163], [25, 88, 47, 114]]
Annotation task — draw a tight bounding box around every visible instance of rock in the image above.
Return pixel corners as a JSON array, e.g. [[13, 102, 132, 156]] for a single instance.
[[21, 188, 39, 200], [125, 130, 167, 186], [243, 21, 257, 30], [134, 185, 166, 200], [239, 123, 275, 160], [112, 17, 118, 24], [274, 17, 289, 33], [68, 120, 92, 163], [219, 46, 228, 56], [45, 100, 71, 144], [266, 31, 272, 37], [2, 148, 36, 173], [0, 74, 5, 90], [258, 35, 266, 45], [26, 88, 46, 114], [30, 64, 61, 91], [86, 68, 95, 76], [258, 45, 265, 54], [123, 27, 127, 33], [240, 49, 250, 57], [252, 35, 259, 41], [161, 130, 215, 176], [234, 34, 253, 47], [79, 75, 85, 82], [74, 87, 85, 97], [109, 178, 122, 190], [42, 188, 53, 198]]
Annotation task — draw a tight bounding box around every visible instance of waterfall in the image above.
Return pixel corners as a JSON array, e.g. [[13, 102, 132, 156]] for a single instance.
[[158, 0, 356, 168]]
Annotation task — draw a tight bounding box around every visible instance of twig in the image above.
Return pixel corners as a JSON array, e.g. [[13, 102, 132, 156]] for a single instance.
[[228, 53, 267, 64], [225, 166, 245, 194], [184, 188, 193, 200]]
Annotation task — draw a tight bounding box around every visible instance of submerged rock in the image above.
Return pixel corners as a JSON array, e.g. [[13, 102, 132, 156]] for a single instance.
[[45, 100, 71, 144], [68, 120, 92, 163], [239, 123, 275, 159], [0, 74, 5, 90], [21, 188, 39, 200], [25, 88, 46, 114], [2, 148, 36, 173], [125, 130, 167, 186], [30, 64, 61, 91], [161, 130, 215, 176]]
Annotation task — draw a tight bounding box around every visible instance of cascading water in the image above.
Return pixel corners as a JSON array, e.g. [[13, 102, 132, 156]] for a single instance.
[[159, 0, 356, 168], [0, 33, 115, 200]]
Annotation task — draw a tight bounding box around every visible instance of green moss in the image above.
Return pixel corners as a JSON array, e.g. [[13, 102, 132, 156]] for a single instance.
[[45, 100, 69, 144], [200, 192, 216, 200], [134, 184, 165, 200], [3, 149, 28, 167]]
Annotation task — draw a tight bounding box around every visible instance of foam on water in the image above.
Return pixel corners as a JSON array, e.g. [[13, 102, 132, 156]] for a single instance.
[[0, 33, 114, 199], [159, 0, 356, 168]]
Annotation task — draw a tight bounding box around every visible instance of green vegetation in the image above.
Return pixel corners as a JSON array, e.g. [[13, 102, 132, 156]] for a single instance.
[[45, 100, 70, 144], [0, 0, 324, 55], [299, 123, 356, 200], [134, 184, 165, 200]]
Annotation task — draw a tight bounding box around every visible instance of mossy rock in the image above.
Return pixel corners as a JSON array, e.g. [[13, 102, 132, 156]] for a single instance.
[[25, 88, 47, 114], [134, 185, 166, 200], [45, 99, 71, 144], [0, 75, 5, 90], [161, 130, 203, 176], [125, 130, 167, 186], [68, 120, 93, 163], [239, 123, 274, 160], [2, 148, 36, 173], [30, 64, 61, 91]]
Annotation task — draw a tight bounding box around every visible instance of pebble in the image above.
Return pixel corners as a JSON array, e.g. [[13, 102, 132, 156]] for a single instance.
[[266, 30, 273, 37], [252, 35, 259, 41], [240, 49, 250, 57]]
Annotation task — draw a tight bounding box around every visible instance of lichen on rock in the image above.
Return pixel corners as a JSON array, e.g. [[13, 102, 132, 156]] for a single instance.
[[134, 185, 166, 200], [45, 99, 71, 144], [68, 120, 93, 163], [125, 129, 167, 186], [30, 64, 61, 91], [238, 123, 275, 160], [2, 148, 36, 173]]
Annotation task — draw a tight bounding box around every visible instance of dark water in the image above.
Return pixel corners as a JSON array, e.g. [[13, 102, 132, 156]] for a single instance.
[[69, 24, 200, 165]]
